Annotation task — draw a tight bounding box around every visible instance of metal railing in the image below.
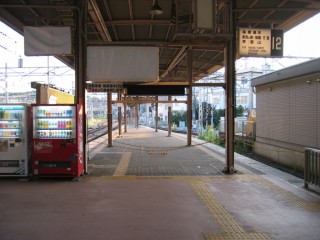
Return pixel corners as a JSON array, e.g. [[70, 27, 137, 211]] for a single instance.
[[304, 148, 320, 188]]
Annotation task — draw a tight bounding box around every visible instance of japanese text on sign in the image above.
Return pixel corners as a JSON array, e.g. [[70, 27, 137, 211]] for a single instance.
[[238, 28, 283, 57]]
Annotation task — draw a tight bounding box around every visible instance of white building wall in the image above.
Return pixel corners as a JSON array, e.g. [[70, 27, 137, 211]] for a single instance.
[[252, 59, 320, 173], [255, 76, 319, 149]]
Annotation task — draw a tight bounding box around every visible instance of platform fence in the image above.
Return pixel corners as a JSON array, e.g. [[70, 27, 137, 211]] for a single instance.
[[304, 148, 320, 188]]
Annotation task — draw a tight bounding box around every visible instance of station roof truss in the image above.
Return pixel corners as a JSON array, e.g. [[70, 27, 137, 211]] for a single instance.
[[0, 0, 319, 86]]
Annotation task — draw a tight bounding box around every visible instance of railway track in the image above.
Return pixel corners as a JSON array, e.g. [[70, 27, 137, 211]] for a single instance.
[[87, 121, 118, 142]]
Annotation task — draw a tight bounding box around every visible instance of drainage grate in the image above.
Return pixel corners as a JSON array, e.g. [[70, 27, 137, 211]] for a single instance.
[[147, 151, 168, 156]]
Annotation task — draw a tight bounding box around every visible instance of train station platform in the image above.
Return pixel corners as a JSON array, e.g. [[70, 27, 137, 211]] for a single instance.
[[1, 126, 320, 240]]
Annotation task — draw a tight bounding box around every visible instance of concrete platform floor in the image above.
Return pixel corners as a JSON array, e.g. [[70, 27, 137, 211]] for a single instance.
[[1, 126, 320, 240]]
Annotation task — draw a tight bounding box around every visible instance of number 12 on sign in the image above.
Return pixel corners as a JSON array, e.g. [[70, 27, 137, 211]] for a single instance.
[[271, 29, 284, 56]]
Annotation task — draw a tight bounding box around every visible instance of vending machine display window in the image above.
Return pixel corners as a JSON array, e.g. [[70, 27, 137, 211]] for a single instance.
[[0, 105, 29, 177], [33, 105, 76, 139]]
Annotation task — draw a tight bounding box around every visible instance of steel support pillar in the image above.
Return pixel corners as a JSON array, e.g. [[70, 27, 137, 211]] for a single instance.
[[145, 102, 148, 126], [75, 0, 87, 174], [124, 95, 127, 133], [187, 49, 193, 146], [224, 0, 236, 174], [117, 91, 122, 137], [168, 96, 172, 137], [155, 96, 158, 132], [107, 92, 113, 147], [135, 98, 139, 128]]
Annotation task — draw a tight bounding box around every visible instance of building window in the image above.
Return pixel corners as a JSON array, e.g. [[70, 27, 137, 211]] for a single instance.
[[236, 96, 248, 105]]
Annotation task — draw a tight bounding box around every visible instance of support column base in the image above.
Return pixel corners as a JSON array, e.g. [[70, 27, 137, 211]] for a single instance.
[[222, 167, 237, 174]]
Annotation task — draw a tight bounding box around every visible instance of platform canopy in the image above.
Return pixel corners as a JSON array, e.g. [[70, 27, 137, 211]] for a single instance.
[[0, 0, 319, 85]]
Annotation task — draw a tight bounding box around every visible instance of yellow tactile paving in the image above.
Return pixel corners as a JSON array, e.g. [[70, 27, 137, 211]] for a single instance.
[[86, 175, 137, 181], [180, 135, 317, 208], [190, 181, 245, 234], [174, 176, 213, 183], [245, 174, 320, 211], [85, 173, 320, 210], [137, 176, 173, 180], [84, 129, 320, 239], [85, 175, 176, 181], [202, 232, 274, 240], [84, 173, 319, 239], [113, 152, 131, 176]]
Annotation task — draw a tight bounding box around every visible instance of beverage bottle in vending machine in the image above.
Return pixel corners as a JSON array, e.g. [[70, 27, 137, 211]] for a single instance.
[[5, 111, 10, 119]]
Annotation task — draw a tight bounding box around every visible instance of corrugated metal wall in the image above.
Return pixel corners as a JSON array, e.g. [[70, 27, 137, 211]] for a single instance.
[[256, 76, 319, 148]]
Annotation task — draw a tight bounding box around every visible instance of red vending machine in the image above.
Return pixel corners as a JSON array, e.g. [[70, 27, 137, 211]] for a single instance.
[[30, 104, 84, 178]]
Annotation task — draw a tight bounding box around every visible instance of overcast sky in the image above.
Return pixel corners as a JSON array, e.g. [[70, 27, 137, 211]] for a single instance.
[[284, 13, 320, 57], [0, 13, 320, 92]]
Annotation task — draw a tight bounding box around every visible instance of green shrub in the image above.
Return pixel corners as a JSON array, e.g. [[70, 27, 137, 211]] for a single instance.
[[198, 130, 252, 155]]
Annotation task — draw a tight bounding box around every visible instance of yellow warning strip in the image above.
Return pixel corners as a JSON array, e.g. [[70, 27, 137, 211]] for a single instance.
[[173, 135, 320, 212], [87, 175, 137, 181], [84, 175, 274, 239], [247, 175, 320, 212], [113, 152, 131, 176], [202, 232, 274, 240], [84, 173, 320, 212], [190, 181, 245, 234], [188, 180, 274, 239]]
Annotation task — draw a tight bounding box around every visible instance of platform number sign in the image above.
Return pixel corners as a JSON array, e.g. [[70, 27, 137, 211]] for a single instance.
[[239, 28, 284, 57], [271, 29, 283, 56]]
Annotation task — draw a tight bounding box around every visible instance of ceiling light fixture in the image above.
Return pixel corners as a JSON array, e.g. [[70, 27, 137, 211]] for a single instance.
[[150, 0, 163, 15]]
